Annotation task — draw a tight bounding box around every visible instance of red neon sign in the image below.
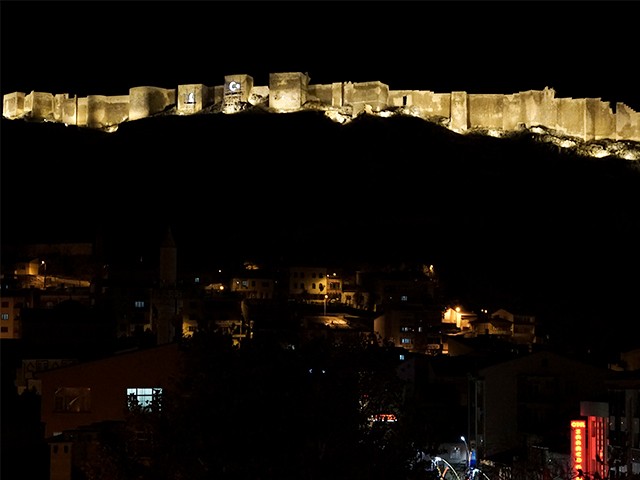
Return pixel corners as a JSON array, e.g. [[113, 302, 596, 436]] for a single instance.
[[571, 420, 586, 473]]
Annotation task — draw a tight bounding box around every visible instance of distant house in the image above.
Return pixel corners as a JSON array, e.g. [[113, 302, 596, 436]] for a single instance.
[[288, 266, 328, 302], [36, 343, 181, 439], [486, 308, 537, 345], [34, 343, 182, 479], [300, 313, 373, 346], [373, 304, 443, 354], [442, 306, 476, 331], [471, 350, 611, 460], [470, 313, 512, 337], [0, 292, 24, 339], [358, 268, 437, 311], [604, 372, 640, 477], [230, 272, 276, 300]]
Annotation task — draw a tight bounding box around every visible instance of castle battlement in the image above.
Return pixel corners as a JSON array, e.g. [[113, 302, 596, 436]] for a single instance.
[[3, 72, 640, 143]]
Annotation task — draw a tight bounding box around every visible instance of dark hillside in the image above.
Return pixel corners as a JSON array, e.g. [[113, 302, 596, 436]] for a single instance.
[[2, 113, 639, 351]]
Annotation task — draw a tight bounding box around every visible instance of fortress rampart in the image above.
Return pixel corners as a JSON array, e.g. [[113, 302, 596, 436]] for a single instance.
[[3, 72, 639, 142]]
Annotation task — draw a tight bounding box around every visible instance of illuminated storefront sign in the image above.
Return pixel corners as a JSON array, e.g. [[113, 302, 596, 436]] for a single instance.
[[371, 413, 397, 422], [571, 420, 586, 475]]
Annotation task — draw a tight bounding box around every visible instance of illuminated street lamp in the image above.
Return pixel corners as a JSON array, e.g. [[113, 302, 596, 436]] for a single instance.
[[41, 260, 46, 289], [460, 436, 469, 469], [324, 294, 328, 316]]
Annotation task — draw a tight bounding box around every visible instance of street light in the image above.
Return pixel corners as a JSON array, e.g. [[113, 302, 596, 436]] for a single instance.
[[324, 294, 328, 316], [41, 260, 46, 289], [460, 436, 469, 469]]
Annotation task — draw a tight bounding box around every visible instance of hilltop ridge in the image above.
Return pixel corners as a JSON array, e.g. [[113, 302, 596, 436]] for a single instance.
[[4, 72, 640, 157]]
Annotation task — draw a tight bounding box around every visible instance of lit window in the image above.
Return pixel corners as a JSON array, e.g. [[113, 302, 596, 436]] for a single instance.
[[194, 277, 200, 283], [401, 295, 408, 302], [127, 387, 162, 410], [399, 354, 405, 361], [401, 338, 411, 344], [134, 301, 145, 308], [1, 313, 9, 320], [54, 387, 91, 413]]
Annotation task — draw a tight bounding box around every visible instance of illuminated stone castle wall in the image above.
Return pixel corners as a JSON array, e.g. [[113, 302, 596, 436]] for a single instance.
[[3, 72, 639, 142]]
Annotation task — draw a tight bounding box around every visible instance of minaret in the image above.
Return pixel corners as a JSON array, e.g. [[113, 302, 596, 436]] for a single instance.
[[159, 227, 177, 287]]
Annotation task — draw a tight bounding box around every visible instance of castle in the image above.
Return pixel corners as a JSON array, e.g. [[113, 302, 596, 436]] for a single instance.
[[3, 72, 640, 143]]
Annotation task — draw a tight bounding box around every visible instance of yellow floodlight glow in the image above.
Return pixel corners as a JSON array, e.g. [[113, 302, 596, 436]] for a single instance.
[[559, 139, 577, 148], [590, 149, 609, 158], [622, 150, 640, 160]]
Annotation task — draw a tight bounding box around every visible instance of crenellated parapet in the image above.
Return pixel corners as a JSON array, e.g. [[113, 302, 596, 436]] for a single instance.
[[3, 72, 639, 144]]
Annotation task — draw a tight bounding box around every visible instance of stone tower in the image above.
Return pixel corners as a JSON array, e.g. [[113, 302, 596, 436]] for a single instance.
[[222, 74, 254, 113], [159, 227, 177, 287]]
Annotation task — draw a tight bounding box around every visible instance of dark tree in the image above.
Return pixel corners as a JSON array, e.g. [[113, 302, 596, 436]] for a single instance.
[[109, 330, 427, 480]]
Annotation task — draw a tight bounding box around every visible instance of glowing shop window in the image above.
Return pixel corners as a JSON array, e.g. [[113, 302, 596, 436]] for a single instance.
[[127, 387, 163, 410]]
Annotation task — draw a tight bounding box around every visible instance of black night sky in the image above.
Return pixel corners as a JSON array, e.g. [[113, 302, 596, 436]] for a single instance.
[[2, 1, 640, 352], [2, 1, 639, 109]]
